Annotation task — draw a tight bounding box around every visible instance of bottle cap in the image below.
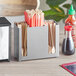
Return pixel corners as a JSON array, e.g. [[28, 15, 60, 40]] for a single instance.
[[64, 26, 72, 31], [68, 4, 75, 15]]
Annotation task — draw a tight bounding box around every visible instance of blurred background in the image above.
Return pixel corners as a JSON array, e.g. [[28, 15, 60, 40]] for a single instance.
[[0, 0, 76, 27], [0, 0, 76, 23]]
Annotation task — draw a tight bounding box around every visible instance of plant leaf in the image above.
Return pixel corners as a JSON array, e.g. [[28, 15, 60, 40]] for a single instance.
[[45, 14, 67, 22], [43, 7, 65, 22], [72, 0, 76, 10], [46, 0, 66, 7], [45, 0, 69, 22], [72, 0, 76, 2], [43, 9, 60, 17], [63, 4, 71, 9], [53, 6, 65, 14], [43, 6, 65, 15]]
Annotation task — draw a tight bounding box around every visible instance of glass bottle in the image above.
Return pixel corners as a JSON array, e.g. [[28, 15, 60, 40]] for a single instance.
[[62, 26, 75, 55]]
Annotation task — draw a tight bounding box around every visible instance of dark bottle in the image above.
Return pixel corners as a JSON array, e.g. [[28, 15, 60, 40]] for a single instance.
[[62, 26, 75, 55]]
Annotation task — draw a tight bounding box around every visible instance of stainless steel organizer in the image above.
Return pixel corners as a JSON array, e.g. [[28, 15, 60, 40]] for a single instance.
[[0, 17, 11, 61], [14, 22, 59, 61]]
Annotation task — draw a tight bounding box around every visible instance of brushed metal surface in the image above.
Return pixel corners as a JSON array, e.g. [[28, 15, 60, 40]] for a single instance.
[[0, 26, 9, 60], [14, 25, 59, 61]]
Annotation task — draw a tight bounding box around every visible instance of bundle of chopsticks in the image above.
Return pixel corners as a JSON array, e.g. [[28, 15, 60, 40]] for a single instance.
[[24, 9, 44, 27], [15, 22, 27, 56], [47, 20, 56, 54]]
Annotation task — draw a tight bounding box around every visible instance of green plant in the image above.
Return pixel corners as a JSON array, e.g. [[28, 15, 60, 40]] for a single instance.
[[43, 0, 71, 22], [73, 0, 76, 10]]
